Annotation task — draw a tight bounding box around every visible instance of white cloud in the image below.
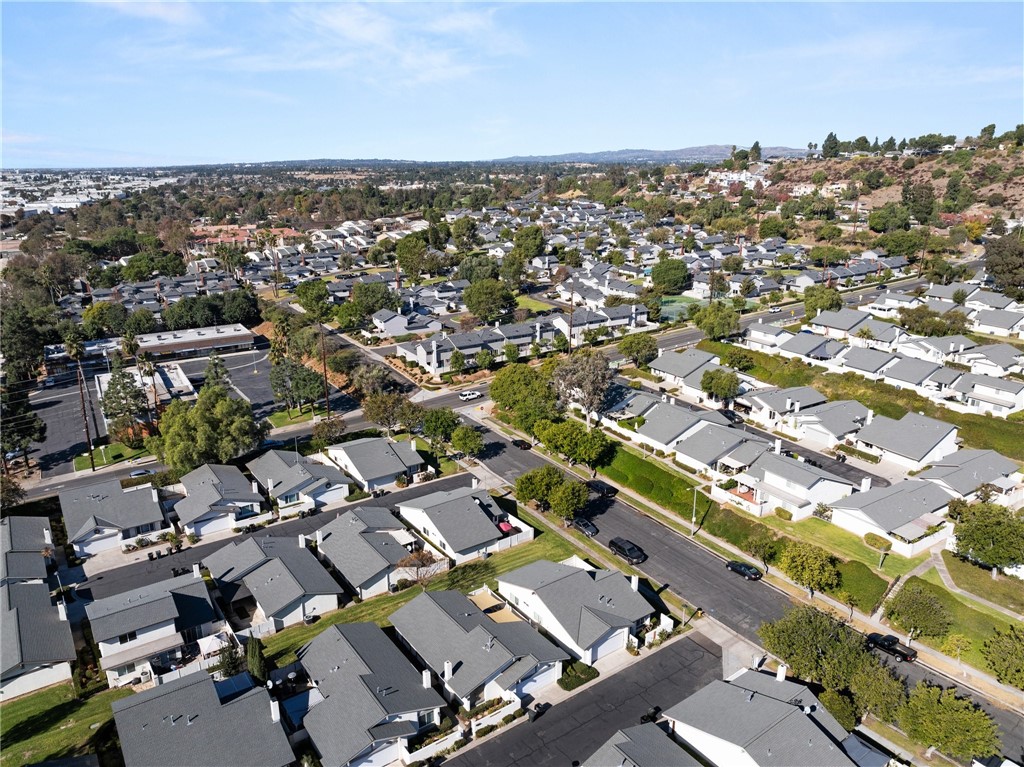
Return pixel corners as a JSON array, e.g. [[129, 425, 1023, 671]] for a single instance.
[[91, 1, 201, 26]]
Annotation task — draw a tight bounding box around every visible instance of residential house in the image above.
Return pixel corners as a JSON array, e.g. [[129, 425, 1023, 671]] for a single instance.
[[724, 452, 858, 520], [390, 590, 567, 709], [953, 343, 1024, 378], [674, 424, 769, 478], [779, 400, 870, 449], [314, 507, 443, 599], [920, 450, 1024, 507], [970, 309, 1024, 338], [112, 672, 295, 767], [289, 623, 445, 767], [836, 348, 900, 380], [604, 393, 730, 453], [830, 480, 953, 557], [854, 412, 959, 470], [205, 536, 343, 632], [174, 465, 266, 537], [648, 348, 754, 408], [60, 479, 166, 557], [1, 581, 75, 699], [662, 669, 857, 767], [1, 516, 55, 584], [950, 373, 1024, 417], [497, 558, 655, 664], [86, 570, 217, 687], [370, 309, 442, 338], [742, 387, 827, 429], [582, 723, 700, 767], [322, 438, 423, 492], [776, 333, 846, 361], [742, 322, 794, 353], [248, 450, 351, 515], [396, 484, 533, 565], [862, 291, 922, 320], [879, 357, 946, 394], [896, 335, 977, 364]]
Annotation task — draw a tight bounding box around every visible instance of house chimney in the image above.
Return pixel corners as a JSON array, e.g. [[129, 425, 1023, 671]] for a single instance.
[[785, 398, 792, 411], [865, 409, 874, 425], [630, 575, 639, 592], [860, 477, 872, 493], [315, 529, 323, 546], [443, 660, 453, 681], [775, 439, 782, 455], [422, 669, 432, 689], [776, 663, 787, 682], [793, 400, 801, 413], [57, 599, 68, 622], [299, 533, 306, 548], [43, 527, 52, 545], [471, 476, 480, 490], [252, 479, 260, 494], [534, 322, 542, 342], [270, 699, 280, 723], [193, 563, 201, 579]]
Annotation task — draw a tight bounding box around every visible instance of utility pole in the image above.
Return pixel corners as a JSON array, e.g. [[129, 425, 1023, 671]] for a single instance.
[[76, 364, 95, 472]]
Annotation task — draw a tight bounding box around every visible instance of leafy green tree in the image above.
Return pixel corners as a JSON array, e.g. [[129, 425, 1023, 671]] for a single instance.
[[748, 140, 762, 162], [310, 415, 347, 451], [395, 234, 427, 284], [451, 216, 478, 251], [204, 352, 230, 389], [124, 308, 157, 336], [953, 503, 1024, 576], [0, 389, 47, 470], [397, 399, 425, 434], [0, 475, 26, 508], [759, 217, 788, 239], [82, 301, 129, 339], [574, 428, 613, 471], [849, 656, 907, 724], [617, 333, 658, 367], [700, 368, 741, 403], [350, 363, 390, 396], [803, 285, 843, 316], [293, 280, 334, 322], [553, 349, 613, 428], [475, 349, 495, 370], [550, 480, 589, 521], [500, 253, 525, 287], [449, 350, 466, 377], [515, 466, 564, 510], [690, 302, 740, 340], [868, 203, 911, 233], [451, 425, 484, 457], [982, 625, 1024, 689], [822, 132, 840, 158], [463, 279, 515, 322], [512, 225, 545, 263], [899, 683, 1000, 759], [901, 181, 936, 224], [420, 409, 458, 450], [102, 356, 148, 447], [362, 392, 406, 435], [246, 638, 267, 683], [746, 532, 780, 574], [458, 254, 500, 283], [757, 606, 863, 688], [779, 542, 840, 597], [819, 689, 858, 731], [489, 363, 559, 432], [941, 634, 972, 672], [146, 384, 267, 473], [351, 282, 400, 317], [650, 260, 690, 293], [884, 582, 952, 643], [985, 231, 1024, 301]]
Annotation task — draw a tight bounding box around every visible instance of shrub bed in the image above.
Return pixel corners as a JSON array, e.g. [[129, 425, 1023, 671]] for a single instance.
[[557, 661, 600, 691]]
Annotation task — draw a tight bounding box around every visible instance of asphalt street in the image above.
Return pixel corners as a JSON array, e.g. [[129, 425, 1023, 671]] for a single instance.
[[448, 635, 723, 767], [475, 425, 1024, 759]]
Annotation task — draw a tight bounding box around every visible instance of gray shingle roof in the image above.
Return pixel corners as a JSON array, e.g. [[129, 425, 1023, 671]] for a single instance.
[[1, 581, 75, 676], [810, 308, 868, 332], [112, 673, 295, 767], [499, 560, 653, 651], [315, 507, 412, 591], [748, 386, 826, 414], [778, 333, 846, 359], [919, 449, 1020, 496], [329, 438, 422, 482], [246, 449, 350, 499], [882, 357, 942, 385], [792, 400, 870, 439], [676, 423, 768, 468], [663, 670, 854, 767], [747, 452, 854, 491], [649, 348, 717, 380], [205, 536, 342, 617], [296, 623, 445, 767], [390, 591, 567, 699], [840, 347, 898, 374], [856, 413, 956, 462], [974, 308, 1024, 330], [174, 465, 264, 527], [85, 572, 214, 643], [59, 479, 165, 542], [397, 486, 502, 554], [583, 723, 699, 767], [832, 480, 951, 533], [1, 515, 52, 582]]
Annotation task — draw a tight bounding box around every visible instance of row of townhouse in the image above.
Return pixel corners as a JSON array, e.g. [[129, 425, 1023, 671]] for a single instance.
[[864, 284, 1024, 338]]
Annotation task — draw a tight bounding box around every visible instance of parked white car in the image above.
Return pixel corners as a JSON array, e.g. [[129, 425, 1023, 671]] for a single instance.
[[459, 390, 483, 402]]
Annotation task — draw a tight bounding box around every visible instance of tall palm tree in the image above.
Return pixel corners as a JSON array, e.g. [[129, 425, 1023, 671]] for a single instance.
[[63, 330, 95, 472], [121, 331, 139, 366]]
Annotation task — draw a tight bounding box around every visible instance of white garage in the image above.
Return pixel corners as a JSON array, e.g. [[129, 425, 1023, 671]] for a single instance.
[[514, 661, 561, 698], [75, 528, 122, 557], [586, 628, 627, 665], [187, 514, 234, 537]]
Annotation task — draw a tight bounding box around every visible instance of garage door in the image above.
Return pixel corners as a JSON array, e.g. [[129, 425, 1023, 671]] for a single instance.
[[78, 532, 120, 556], [351, 739, 401, 767], [589, 628, 625, 663], [192, 515, 233, 537], [515, 662, 559, 698]]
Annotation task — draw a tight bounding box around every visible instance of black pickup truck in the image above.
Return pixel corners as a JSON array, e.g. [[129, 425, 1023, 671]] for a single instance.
[[866, 633, 917, 662]]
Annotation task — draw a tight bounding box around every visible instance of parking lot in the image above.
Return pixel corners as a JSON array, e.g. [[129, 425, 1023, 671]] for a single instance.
[[29, 375, 107, 477]]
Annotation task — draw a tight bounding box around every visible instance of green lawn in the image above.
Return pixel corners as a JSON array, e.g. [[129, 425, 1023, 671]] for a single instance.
[[697, 340, 1024, 460], [940, 550, 1024, 615], [831, 560, 889, 614], [619, 367, 663, 383], [907, 572, 1015, 673], [515, 294, 552, 313], [411, 437, 461, 477], [598, 446, 714, 517], [0, 684, 133, 767], [73, 442, 149, 472], [756, 515, 926, 579], [266, 404, 330, 428], [264, 528, 575, 666]]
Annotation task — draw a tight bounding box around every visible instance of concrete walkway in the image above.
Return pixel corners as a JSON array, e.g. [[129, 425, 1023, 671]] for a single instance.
[[929, 549, 1024, 623]]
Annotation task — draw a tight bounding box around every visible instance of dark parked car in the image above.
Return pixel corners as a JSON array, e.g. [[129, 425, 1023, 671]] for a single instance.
[[609, 537, 646, 564], [866, 633, 917, 662], [587, 479, 617, 498], [572, 517, 599, 537], [720, 410, 745, 425], [725, 560, 762, 580], [511, 439, 532, 450]]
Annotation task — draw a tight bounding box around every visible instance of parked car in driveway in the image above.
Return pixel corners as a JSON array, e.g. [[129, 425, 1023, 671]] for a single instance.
[[609, 537, 646, 564], [459, 390, 483, 402], [866, 633, 917, 662], [725, 560, 762, 580], [572, 517, 598, 537]]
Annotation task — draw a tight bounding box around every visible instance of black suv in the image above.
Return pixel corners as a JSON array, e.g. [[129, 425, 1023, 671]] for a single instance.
[[588, 479, 617, 498], [572, 517, 599, 537], [866, 633, 917, 662], [725, 560, 762, 580], [609, 537, 646, 564]]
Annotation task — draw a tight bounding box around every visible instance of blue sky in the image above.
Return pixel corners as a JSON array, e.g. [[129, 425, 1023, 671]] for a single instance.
[[2, 2, 1022, 168]]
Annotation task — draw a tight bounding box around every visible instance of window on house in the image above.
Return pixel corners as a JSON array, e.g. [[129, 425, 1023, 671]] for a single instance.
[[117, 662, 136, 676], [117, 631, 138, 645]]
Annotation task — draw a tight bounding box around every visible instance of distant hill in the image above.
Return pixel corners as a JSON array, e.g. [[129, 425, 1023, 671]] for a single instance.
[[492, 145, 807, 164]]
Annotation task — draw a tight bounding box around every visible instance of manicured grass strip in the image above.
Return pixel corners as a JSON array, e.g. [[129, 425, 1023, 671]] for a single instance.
[[830, 560, 888, 614], [907, 572, 1015, 673], [0, 684, 133, 767], [263, 529, 575, 666], [266, 404, 330, 428], [597, 446, 714, 517], [515, 294, 553, 313], [940, 550, 1024, 615], [73, 442, 149, 471]]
